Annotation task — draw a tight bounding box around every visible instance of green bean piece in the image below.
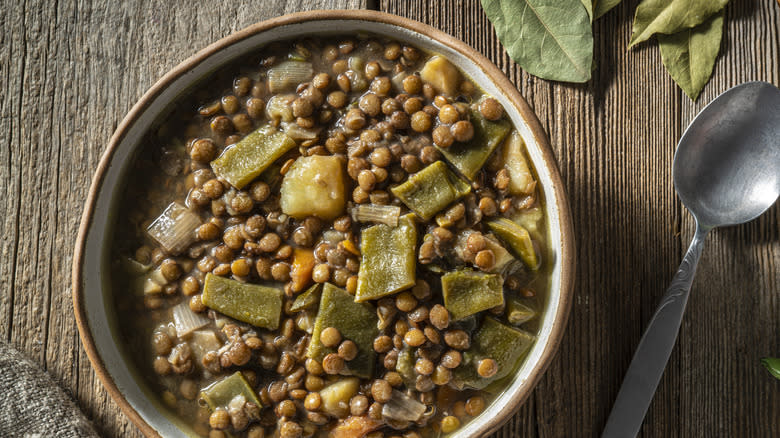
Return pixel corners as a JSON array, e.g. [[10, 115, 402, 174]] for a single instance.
[[201, 274, 283, 330], [484, 233, 518, 274], [511, 206, 545, 243], [280, 155, 347, 220], [355, 215, 417, 302], [487, 218, 540, 270], [452, 317, 536, 390], [390, 161, 470, 220], [761, 357, 780, 380], [290, 283, 322, 313], [441, 269, 504, 321], [319, 378, 360, 417], [506, 297, 537, 325], [395, 347, 418, 388], [259, 162, 284, 188], [502, 130, 537, 195], [437, 109, 511, 180], [307, 283, 379, 378], [210, 125, 296, 189], [200, 371, 262, 410]]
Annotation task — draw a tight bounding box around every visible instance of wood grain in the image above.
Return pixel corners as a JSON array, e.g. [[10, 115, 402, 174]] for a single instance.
[[1, 0, 777, 437], [0, 2, 365, 437], [380, 1, 780, 437]]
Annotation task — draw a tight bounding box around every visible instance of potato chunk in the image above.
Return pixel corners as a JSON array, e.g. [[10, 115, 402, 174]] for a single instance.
[[502, 130, 536, 195], [320, 377, 360, 417], [420, 56, 461, 96], [280, 155, 346, 220]]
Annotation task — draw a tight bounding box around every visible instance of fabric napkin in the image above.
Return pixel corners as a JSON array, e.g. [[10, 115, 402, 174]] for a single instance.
[[0, 340, 99, 437]]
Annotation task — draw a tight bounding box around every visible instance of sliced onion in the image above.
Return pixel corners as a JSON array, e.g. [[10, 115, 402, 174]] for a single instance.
[[267, 61, 313, 93], [142, 276, 162, 295], [295, 311, 315, 334], [382, 390, 427, 422], [173, 302, 211, 337], [227, 393, 247, 415], [146, 202, 201, 255], [345, 70, 368, 92], [377, 304, 397, 331], [321, 230, 346, 245], [188, 329, 221, 369], [391, 71, 408, 93], [140, 266, 167, 295], [281, 122, 321, 141], [265, 94, 296, 123], [351, 204, 401, 226]]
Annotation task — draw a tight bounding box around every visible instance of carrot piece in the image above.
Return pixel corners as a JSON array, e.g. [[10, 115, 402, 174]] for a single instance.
[[290, 248, 315, 293]]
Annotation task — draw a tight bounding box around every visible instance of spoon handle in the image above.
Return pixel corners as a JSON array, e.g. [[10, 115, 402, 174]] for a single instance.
[[602, 225, 709, 438]]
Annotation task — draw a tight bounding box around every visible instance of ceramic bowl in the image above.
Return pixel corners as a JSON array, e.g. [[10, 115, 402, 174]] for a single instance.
[[73, 10, 575, 437]]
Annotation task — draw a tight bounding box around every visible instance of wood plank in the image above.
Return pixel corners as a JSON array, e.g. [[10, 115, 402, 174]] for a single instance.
[[1, 0, 778, 437], [378, 1, 779, 437], [0, 0, 24, 343], [670, 1, 780, 437], [0, 1, 366, 437]]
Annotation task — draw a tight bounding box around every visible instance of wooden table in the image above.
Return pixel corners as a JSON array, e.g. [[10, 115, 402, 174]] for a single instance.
[[2, 1, 778, 436]]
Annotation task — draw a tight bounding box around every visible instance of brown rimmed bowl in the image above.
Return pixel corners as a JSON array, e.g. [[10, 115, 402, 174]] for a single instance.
[[73, 9, 575, 438]]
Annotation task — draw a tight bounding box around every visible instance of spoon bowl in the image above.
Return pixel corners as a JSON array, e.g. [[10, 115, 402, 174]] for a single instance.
[[603, 81, 780, 438], [674, 81, 780, 227]]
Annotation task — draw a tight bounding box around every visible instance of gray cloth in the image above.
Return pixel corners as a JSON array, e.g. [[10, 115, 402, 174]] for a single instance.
[[0, 340, 99, 438]]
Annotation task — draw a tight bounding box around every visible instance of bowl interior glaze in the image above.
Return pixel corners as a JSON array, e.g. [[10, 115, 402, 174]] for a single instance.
[[73, 10, 574, 438]]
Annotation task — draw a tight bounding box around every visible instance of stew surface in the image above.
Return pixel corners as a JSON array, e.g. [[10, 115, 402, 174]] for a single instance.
[[112, 35, 550, 438]]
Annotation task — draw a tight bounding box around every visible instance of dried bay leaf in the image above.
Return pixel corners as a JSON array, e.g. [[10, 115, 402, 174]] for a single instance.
[[482, 0, 593, 83], [594, 0, 622, 19], [659, 11, 724, 100], [581, 0, 593, 21], [629, 0, 728, 47]]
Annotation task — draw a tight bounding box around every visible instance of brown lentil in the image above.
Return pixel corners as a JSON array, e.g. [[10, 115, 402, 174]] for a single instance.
[[419, 145, 440, 165], [477, 358, 498, 378], [373, 336, 393, 353], [270, 262, 291, 281], [304, 392, 322, 411], [319, 327, 342, 348], [478, 196, 498, 216], [494, 168, 510, 191], [359, 93, 381, 117], [210, 116, 233, 136], [279, 421, 302, 438], [403, 97, 423, 114], [350, 394, 370, 416], [338, 340, 358, 361], [432, 365, 453, 386], [246, 97, 265, 119], [190, 139, 217, 163], [410, 111, 432, 133], [404, 329, 427, 347], [415, 358, 435, 375], [152, 330, 173, 355], [371, 379, 392, 403], [444, 330, 470, 350], [451, 120, 475, 142], [369, 147, 392, 168], [312, 263, 331, 283], [479, 97, 504, 120], [474, 249, 495, 271], [441, 416, 460, 433], [277, 399, 297, 418], [322, 353, 345, 374]]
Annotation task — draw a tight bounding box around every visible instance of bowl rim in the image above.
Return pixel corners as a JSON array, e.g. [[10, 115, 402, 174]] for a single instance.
[[72, 9, 575, 438]]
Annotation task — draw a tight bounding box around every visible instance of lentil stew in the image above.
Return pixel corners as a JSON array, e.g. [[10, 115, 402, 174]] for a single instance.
[[111, 34, 551, 438]]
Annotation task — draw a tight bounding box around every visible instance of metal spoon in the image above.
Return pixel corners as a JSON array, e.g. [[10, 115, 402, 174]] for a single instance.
[[602, 81, 780, 438]]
